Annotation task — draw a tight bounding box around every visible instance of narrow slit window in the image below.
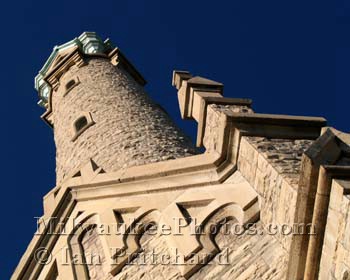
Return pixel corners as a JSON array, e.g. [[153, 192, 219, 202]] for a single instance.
[[63, 76, 79, 96], [66, 79, 76, 91]]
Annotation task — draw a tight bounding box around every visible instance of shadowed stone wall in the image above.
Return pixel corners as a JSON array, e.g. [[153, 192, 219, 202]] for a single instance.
[[80, 226, 109, 279], [52, 58, 198, 184], [112, 221, 287, 280]]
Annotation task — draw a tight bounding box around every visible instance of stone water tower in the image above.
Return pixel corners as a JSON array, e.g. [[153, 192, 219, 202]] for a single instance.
[[34, 32, 197, 185], [12, 32, 350, 280]]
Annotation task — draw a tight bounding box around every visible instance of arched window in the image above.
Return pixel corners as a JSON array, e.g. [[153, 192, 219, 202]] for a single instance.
[[63, 76, 80, 96], [74, 116, 88, 133], [72, 112, 94, 141], [68, 215, 109, 279]]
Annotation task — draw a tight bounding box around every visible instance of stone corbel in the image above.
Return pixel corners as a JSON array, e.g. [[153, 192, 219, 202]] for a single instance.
[[40, 90, 55, 127]]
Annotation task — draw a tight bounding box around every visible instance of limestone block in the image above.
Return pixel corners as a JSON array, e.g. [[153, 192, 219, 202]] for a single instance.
[[237, 137, 259, 186]]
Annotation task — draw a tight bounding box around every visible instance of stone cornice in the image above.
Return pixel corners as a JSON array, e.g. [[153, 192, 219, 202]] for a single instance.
[[35, 32, 146, 114], [39, 45, 147, 127], [35, 32, 111, 107]]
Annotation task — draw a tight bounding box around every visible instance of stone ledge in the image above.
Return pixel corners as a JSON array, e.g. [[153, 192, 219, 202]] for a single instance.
[[226, 112, 326, 127], [42, 153, 225, 219], [172, 70, 327, 148]]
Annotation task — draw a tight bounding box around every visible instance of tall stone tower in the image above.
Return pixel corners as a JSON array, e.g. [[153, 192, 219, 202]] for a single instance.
[[12, 32, 350, 280], [34, 32, 197, 184]]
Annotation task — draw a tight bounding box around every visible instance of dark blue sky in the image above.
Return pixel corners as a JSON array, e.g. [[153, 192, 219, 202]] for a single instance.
[[0, 0, 345, 278]]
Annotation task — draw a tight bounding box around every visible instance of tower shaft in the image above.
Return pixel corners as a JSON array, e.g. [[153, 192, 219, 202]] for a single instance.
[[33, 33, 197, 184], [52, 57, 196, 183]]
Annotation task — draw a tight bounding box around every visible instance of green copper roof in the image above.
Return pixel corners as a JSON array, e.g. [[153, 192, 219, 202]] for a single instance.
[[34, 32, 114, 108]]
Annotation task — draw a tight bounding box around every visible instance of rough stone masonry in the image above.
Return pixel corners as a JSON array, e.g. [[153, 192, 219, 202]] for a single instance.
[[11, 32, 350, 280], [52, 58, 198, 184]]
